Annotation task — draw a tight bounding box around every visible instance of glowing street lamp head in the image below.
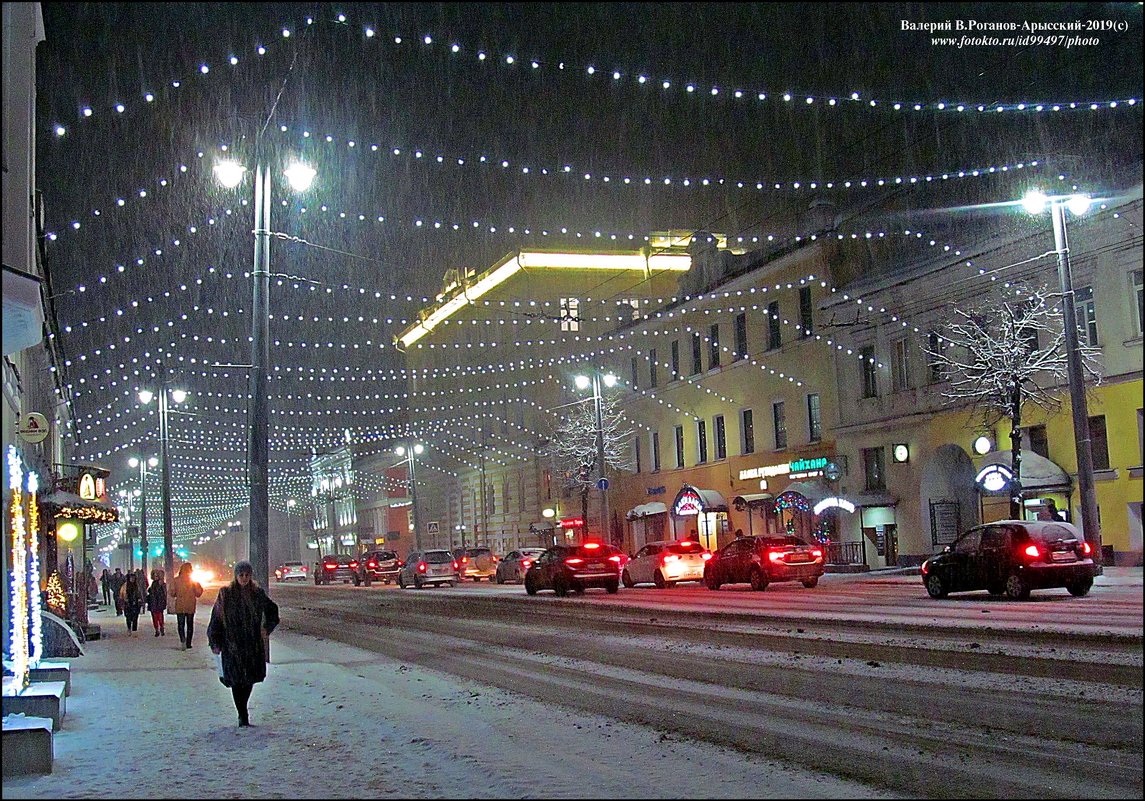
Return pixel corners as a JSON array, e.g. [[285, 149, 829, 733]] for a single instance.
[[128, 457, 140, 468], [170, 388, 188, 404], [284, 162, 316, 191], [602, 373, 618, 388], [574, 375, 591, 391], [413, 443, 425, 455], [1022, 189, 1048, 215], [1066, 194, 1090, 216], [394, 445, 406, 457], [213, 160, 246, 188], [138, 389, 154, 405], [148, 456, 159, 468]]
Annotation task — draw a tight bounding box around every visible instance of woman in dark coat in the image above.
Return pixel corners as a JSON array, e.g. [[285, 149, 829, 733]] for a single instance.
[[146, 569, 168, 637], [208, 561, 279, 727], [100, 569, 112, 605], [121, 572, 143, 635]]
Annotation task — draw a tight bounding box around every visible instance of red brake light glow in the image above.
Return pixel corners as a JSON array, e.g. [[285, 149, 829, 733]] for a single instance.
[[768, 551, 786, 563], [608, 555, 621, 563], [349, 561, 358, 569], [583, 542, 601, 549], [1023, 544, 1041, 558], [301, 565, 308, 572], [701, 552, 712, 560], [565, 557, 585, 565], [452, 561, 459, 570], [811, 549, 823, 558], [368, 560, 377, 568], [1081, 542, 1092, 555], [662, 553, 680, 563], [521, 560, 532, 568], [417, 561, 428, 572]]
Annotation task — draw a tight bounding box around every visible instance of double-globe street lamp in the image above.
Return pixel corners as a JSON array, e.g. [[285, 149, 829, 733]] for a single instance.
[[573, 369, 618, 543], [214, 156, 316, 589], [1021, 190, 1102, 563], [394, 443, 425, 551], [126, 455, 158, 576], [138, 380, 188, 580]]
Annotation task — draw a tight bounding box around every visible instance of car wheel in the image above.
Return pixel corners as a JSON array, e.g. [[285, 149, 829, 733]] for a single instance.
[[801, 577, 819, 589], [749, 568, 768, 592], [572, 583, 585, 595], [1066, 577, 1093, 597], [352, 575, 360, 586], [704, 570, 721, 590], [496, 572, 504, 584], [621, 569, 635, 588], [314, 576, 320, 586], [605, 579, 619, 594], [364, 577, 372, 587], [553, 575, 569, 597], [449, 580, 457, 588], [1004, 573, 1030, 600], [925, 573, 948, 599], [525, 575, 538, 596], [414, 576, 424, 589], [653, 570, 667, 589], [398, 575, 406, 589]]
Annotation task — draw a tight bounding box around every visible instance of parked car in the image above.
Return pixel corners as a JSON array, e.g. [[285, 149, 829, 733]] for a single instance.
[[495, 548, 546, 584], [454, 546, 499, 581], [314, 554, 358, 585], [921, 520, 1096, 600], [274, 561, 308, 582], [398, 549, 459, 589], [623, 539, 711, 588], [524, 542, 621, 596], [703, 536, 824, 591], [354, 549, 403, 585]]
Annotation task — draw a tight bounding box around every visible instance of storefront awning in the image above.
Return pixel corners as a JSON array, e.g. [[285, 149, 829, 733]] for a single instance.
[[976, 450, 1071, 491], [627, 501, 668, 520], [732, 493, 774, 510], [672, 485, 729, 515], [779, 479, 832, 504], [3, 264, 45, 356]]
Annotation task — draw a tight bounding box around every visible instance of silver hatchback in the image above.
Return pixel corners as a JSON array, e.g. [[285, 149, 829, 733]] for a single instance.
[[398, 549, 459, 589]]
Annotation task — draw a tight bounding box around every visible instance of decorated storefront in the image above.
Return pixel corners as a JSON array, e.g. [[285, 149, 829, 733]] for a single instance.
[[669, 485, 728, 551], [974, 450, 1072, 525], [731, 493, 774, 537], [626, 502, 668, 550]]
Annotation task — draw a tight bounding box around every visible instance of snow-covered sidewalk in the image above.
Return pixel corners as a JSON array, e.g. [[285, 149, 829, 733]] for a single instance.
[[3, 596, 894, 799]]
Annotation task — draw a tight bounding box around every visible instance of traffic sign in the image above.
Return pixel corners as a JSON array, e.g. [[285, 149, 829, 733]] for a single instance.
[[426, 521, 440, 534], [596, 477, 610, 490]]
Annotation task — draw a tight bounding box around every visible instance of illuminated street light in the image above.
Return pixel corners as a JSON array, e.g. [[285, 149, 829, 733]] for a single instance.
[[394, 443, 425, 549], [573, 369, 619, 542], [138, 376, 188, 579], [127, 455, 158, 575]]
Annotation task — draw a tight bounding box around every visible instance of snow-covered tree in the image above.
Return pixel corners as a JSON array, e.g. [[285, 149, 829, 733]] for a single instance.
[[924, 284, 1102, 517]]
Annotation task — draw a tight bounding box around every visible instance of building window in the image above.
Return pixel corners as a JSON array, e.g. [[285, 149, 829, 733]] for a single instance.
[[892, 339, 910, 392], [1133, 270, 1143, 337], [691, 332, 703, 375], [861, 345, 878, 398], [543, 468, 552, 500], [773, 401, 787, 450], [709, 324, 721, 368], [559, 297, 580, 332], [697, 420, 708, 463], [634, 435, 642, 474], [714, 414, 726, 460], [652, 431, 661, 472], [807, 393, 822, 442], [621, 297, 640, 320], [519, 472, 527, 512], [767, 301, 781, 350], [863, 447, 886, 491], [1075, 286, 1098, 346], [649, 349, 658, 388], [799, 286, 813, 337], [674, 425, 685, 468], [733, 312, 748, 360], [671, 340, 680, 378], [630, 356, 639, 389], [1027, 425, 1048, 459], [741, 409, 755, 455], [1089, 415, 1110, 470], [927, 331, 945, 383]]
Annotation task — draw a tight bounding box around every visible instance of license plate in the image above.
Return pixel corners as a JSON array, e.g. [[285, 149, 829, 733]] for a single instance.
[[788, 555, 810, 563], [1051, 552, 1075, 562], [588, 562, 604, 569]]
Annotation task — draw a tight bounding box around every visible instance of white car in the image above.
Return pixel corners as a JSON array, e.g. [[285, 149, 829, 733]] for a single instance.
[[622, 539, 711, 588], [275, 561, 308, 582]]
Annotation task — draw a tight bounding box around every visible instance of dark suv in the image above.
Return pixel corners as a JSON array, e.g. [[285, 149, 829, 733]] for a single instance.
[[314, 554, 358, 585], [524, 542, 621, 596], [704, 536, 824, 591], [354, 549, 403, 585], [921, 520, 1095, 600]]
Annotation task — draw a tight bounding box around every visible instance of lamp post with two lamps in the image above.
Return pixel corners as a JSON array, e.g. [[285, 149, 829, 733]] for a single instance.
[[127, 455, 158, 576], [1021, 190, 1102, 564], [394, 443, 425, 551], [214, 156, 317, 589], [573, 369, 619, 543], [138, 378, 188, 580]]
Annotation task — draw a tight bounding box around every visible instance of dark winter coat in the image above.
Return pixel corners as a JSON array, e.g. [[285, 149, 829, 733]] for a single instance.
[[146, 580, 168, 613], [207, 583, 279, 688], [121, 575, 143, 614]]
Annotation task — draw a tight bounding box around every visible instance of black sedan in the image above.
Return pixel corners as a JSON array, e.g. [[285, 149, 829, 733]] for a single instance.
[[314, 554, 358, 585], [703, 536, 825, 591], [921, 520, 1096, 600], [524, 542, 621, 596]]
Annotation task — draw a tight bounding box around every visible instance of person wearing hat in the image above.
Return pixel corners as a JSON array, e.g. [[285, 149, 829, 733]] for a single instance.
[[207, 561, 280, 727]]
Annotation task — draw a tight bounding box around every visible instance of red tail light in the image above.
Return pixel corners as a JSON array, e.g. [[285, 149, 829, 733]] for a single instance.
[[701, 552, 712, 560], [521, 559, 532, 569], [583, 542, 601, 549], [811, 549, 823, 558], [349, 561, 358, 569], [397, 560, 404, 568], [1081, 542, 1092, 555], [608, 555, 622, 564], [768, 551, 786, 563], [565, 557, 585, 566], [324, 562, 337, 570], [1022, 544, 1041, 559], [301, 565, 308, 572], [368, 560, 377, 568], [452, 561, 459, 571], [662, 554, 680, 564], [460, 556, 468, 564], [417, 561, 428, 573]]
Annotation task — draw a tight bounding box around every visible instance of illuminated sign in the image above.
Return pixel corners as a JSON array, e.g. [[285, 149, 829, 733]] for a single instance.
[[975, 464, 1013, 493], [560, 517, 585, 528], [738, 464, 791, 481], [673, 489, 704, 517], [813, 497, 857, 515], [79, 473, 96, 500], [740, 457, 830, 482]]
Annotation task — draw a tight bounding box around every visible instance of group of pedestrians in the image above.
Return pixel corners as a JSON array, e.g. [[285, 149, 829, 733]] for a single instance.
[[97, 563, 203, 643]]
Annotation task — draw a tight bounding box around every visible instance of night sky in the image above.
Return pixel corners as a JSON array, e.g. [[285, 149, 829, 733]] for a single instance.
[[33, 2, 1143, 545]]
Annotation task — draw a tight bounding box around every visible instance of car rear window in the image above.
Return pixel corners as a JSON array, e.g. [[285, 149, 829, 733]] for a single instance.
[[467, 548, 492, 557], [669, 541, 705, 554], [284, 562, 304, 567], [756, 537, 804, 548], [1025, 524, 1080, 545], [424, 551, 454, 564]]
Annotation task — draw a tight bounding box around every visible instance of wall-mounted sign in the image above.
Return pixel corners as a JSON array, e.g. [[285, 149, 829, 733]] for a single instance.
[[559, 517, 584, 528], [813, 497, 857, 515], [18, 412, 50, 444], [673, 488, 704, 517], [647, 486, 666, 496], [740, 456, 831, 482], [975, 464, 1013, 492], [79, 473, 97, 500]]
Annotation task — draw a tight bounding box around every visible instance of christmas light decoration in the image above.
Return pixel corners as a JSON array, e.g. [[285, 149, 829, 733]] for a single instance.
[[27, 472, 43, 666], [6, 446, 30, 693], [46, 570, 67, 618]]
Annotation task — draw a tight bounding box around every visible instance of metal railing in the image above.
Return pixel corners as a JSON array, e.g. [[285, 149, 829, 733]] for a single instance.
[[823, 541, 866, 566]]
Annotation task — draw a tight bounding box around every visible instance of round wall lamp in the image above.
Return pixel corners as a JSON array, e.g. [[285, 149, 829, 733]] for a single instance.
[[973, 435, 993, 455]]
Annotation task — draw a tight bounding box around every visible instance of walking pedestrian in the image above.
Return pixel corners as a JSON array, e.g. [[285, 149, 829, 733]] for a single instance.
[[147, 569, 168, 637], [120, 572, 143, 635], [111, 568, 125, 616], [169, 562, 203, 650], [135, 568, 149, 612], [100, 568, 112, 605], [208, 561, 279, 727]]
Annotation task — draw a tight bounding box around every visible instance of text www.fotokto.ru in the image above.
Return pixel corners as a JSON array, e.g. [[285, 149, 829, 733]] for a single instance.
[[932, 34, 1100, 49]]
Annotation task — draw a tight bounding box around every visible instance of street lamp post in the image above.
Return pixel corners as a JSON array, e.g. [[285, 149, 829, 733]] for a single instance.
[[395, 443, 425, 551], [1023, 190, 1102, 564], [127, 455, 158, 576], [574, 369, 618, 543], [139, 377, 187, 580], [214, 156, 316, 589]]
